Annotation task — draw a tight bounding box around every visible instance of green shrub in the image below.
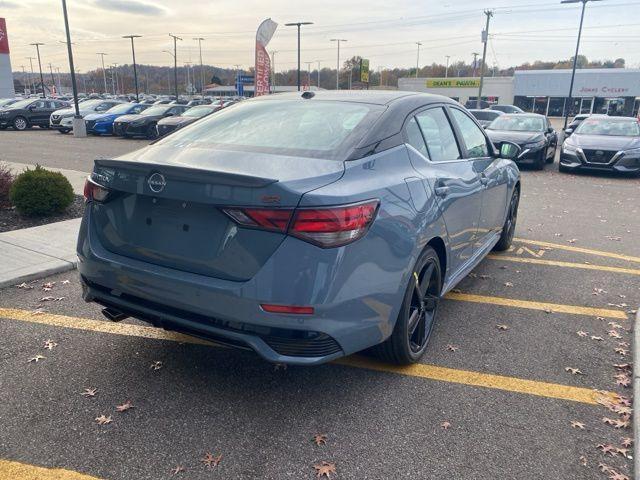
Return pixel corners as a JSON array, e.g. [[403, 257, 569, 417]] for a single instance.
[[9, 165, 74, 216], [0, 162, 14, 207]]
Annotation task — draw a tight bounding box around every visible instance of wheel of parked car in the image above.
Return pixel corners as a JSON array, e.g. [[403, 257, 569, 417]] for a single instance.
[[13, 116, 28, 131], [493, 187, 519, 252], [145, 124, 158, 140], [546, 146, 555, 164], [534, 150, 546, 170], [558, 163, 570, 174], [373, 246, 442, 364], [59, 129, 71, 134]]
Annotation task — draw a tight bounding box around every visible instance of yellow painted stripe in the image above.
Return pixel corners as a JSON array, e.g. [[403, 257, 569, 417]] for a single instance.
[[336, 357, 604, 405], [487, 255, 640, 276], [0, 308, 613, 405], [445, 292, 627, 319], [514, 237, 640, 264], [0, 459, 101, 480]]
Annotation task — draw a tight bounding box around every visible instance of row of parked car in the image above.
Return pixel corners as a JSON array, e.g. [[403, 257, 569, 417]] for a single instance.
[[0, 96, 238, 139]]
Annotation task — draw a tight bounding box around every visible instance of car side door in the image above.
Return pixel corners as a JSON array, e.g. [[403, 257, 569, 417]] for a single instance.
[[408, 106, 484, 274], [28, 100, 48, 124], [448, 106, 508, 248]]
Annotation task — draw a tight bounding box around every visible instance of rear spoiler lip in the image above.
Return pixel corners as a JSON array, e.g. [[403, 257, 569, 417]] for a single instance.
[[93, 158, 279, 188]]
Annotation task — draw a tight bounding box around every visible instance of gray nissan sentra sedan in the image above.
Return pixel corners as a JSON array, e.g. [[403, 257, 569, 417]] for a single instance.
[[78, 91, 521, 365]]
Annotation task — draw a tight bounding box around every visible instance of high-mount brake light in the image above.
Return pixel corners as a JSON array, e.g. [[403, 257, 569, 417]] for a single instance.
[[83, 178, 110, 203], [223, 200, 379, 248]]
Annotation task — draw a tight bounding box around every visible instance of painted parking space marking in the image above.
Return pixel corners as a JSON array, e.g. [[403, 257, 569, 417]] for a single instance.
[[486, 255, 640, 276], [514, 237, 640, 264], [0, 308, 613, 405], [445, 292, 627, 319], [0, 459, 101, 480]]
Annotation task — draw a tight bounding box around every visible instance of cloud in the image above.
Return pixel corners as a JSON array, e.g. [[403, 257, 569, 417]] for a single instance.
[[0, 1, 21, 8], [90, 0, 167, 16]]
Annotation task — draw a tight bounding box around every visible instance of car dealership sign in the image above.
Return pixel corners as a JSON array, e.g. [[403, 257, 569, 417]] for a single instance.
[[426, 78, 481, 88], [514, 69, 640, 97]]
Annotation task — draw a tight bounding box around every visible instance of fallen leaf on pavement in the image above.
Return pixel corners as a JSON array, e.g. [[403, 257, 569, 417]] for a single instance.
[[39, 296, 55, 302], [441, 421, 451, 430], [590, 336, 604, 341], [496, 324, 509, 331], [597, 444, 618, 456], [504, 282, 513, 287], [150, 361, 163, 371], [43, 339, 57, 350], [599, 463, 613, 473], [313, 434, 327, 446], [171, 466, 185, 475], [28, 355, 45, 363], [446, 345, 459, 352], [609, 472, 630, 480], [16, 282, 34, 289], [81, 388, 98, 397], [579, 455, 587, 466], [313, 462, 336, 479], [615, 347, 629, 356], [621, 437, 633, 448], [95, 415, 112, 425], [116, 401, 135, 412], [62, 280, 71, 285], [201, 453, 222, 469], [571, 421, 585, 430], [608, 330, 621, 339], [565, 367, 584, 375], [576, 331, 588, 337]]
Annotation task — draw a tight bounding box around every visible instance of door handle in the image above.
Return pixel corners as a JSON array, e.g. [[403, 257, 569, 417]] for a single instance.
[[434, 186, 450, 197], [479, 174, 489, 186]]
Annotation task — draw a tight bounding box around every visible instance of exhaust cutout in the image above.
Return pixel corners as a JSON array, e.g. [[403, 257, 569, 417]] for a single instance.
[[102, 307, 129, 322]]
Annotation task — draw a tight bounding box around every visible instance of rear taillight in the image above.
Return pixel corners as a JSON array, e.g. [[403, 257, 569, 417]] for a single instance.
[[222, 200, 379, 248], [83, 178, 110, 203], [260, 304, 314, 315]]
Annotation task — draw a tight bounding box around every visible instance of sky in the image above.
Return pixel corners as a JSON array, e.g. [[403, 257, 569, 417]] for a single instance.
[[2, 0, 639, 74]]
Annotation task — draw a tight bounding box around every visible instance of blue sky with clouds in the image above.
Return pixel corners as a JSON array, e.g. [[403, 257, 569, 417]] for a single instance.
[[2, 0, 639, 73]]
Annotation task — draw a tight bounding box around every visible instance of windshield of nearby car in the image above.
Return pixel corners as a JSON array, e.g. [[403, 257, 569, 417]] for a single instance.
[[158, 99, 385, 160], [142, 106, 171, 116], [575, 118, 640, 137], [78, 99, 103, 109], [182, 106, 214, 118], [0, 98, 18, 107], [5, 99, 35, 110], [488, 115, 545, 132], [107, 103, 136, 114]]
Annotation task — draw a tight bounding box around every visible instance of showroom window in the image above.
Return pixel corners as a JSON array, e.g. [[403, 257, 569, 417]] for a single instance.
[[547, 97, 565, 117], [633, 99, 640, 117], [533, 97, 548, 115], [514, 96, 534, 112], [580, 98, 593, 114]]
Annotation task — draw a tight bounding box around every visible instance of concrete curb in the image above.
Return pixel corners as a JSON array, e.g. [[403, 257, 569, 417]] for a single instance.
[[634, 308, 639, 478], [0, 260, 77, 289]]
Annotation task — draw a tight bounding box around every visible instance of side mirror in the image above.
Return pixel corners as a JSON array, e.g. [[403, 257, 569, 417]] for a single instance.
[[564, 128, 573, 136], [28, 105, 37, 111], [499, 142, 521, 160]]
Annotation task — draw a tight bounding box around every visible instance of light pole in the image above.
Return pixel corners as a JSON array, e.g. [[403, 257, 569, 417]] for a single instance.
[[445, 56, 451, 78], [61, 0, 84, 135], [96, 52, 108, 93], [123, 35, 141, 101], [477, 9, 493, 108], [168, 34, 182, 99], [26, 57, 36, 93], [330, 39, 347, 90], [305, 61, 312, 88], [270, 50, 277, 91], [285, 22, 313, 91], [193, 37, 205, 95], [47, 63, 56, 95], [472, 52, 480, 77], [561, 0, 601, 129], [317, 60, 321, 88], [112, 63, 119, 95], [30, 43, 45, 97], [185, 61, 192, 95], [415, 42, 422, 78]]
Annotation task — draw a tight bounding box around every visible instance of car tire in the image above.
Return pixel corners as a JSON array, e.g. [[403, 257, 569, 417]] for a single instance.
[[372, 246, 442, 365], [59, 129, 70, 134], [145, 124, 158, 140], [534, 150, 545, 170], [546, 147, 555, 164], [13, 116, 28, 131], [558, 163, 571, 174], [493, 187, 519, 252]]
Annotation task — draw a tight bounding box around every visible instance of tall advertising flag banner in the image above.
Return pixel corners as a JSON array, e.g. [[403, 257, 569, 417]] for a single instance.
[[0, 18, 9, 54], [255, 18, 278, 96], [0, 18, 14, 98]]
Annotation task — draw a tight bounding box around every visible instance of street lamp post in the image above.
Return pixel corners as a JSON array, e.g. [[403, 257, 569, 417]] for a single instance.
[[61, 0, 85, 136], [168, 34, 182, 99], [123, 35, 141, 101], [26, 57, 36, 93], [96, 52, 108, 93], [415, 42, 422, 78], [330, 39, 347, 90], [270, 50, 277, 91], [285, 22, 313, 91], [445, 55, 451, 78], [561, 0, 601, 130], [193, 37, 205, 95], [30, 43, 45, 97]]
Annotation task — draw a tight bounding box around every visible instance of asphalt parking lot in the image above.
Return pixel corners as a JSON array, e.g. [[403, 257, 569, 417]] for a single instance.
[[0, 129, 639, 479]]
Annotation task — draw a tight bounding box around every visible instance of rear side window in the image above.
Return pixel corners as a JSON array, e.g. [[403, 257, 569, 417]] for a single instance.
[[415, 108, 461, 162], [405, 117, 429, 158], [450, 108, 489, 158], [158, 99, 385, 160]]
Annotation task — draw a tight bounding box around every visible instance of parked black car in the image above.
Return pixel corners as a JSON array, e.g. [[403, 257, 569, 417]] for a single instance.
[[469, 109, 503, 127], [486, 113, 557, 170], [156, 104, 220, 137], [113, 104, 189, 139], [560, 116, 640, 175], [0, 98, 69, 131], [489, 105, 524, 114]]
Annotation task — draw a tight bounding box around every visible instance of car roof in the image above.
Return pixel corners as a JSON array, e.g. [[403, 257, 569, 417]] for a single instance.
[[255, 90, 443, 106], [501, 112, 544, 118]]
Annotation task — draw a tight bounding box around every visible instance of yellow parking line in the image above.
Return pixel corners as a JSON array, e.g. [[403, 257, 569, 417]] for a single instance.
[[445, 292, 627, 319], [0, 459, 101, 480], [0, 307, 613, 405], [487, 255, 640, 276], [514, 237, 640, 264]]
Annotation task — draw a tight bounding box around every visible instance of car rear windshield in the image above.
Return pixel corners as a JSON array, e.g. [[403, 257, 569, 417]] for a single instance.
[[156, 99, 385, 160], [575, 118, 640, 137], [142, 106, 171, 116], [107, 104, 135, 114], [182, 106, 214, 118], [488, 116, 544, 132], [471, 111, 499, 121]]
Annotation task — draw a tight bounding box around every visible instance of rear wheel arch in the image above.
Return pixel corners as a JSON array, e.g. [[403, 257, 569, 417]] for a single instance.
[[426, 237, 447, 285]]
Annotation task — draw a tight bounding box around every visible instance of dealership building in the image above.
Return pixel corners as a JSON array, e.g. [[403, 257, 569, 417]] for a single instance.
[[399, 69, 640, 118]]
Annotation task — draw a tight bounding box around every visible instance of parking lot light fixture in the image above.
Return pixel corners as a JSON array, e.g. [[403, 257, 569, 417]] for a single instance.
[[561, 0, 603, 130], [29, 42, 45, 98], [123, 35, 142, 102], [330, 39, 347, 90], [285, 22, 314, 91], [168, 34, 182, 100]]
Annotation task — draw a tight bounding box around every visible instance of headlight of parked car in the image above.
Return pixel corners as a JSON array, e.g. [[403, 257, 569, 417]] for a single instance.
[[623, 147, 640, 158], [562, 143, 578, 153], [524, 139, 546, 149]]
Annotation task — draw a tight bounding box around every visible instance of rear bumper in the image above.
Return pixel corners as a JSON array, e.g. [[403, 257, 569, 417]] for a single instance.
[[76, 209, 406, 365]]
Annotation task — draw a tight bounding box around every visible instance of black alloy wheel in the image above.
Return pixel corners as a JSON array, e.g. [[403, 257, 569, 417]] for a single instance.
[[373, 247, 442, 364], [494, 187, 519, 251], [146, 123, 158, 139]]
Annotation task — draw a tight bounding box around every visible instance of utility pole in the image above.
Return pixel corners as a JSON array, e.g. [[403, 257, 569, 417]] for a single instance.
[[477, 10, 493, 108], [112, 63, 119, 95], [285, 22, 314, 91], [30, 43, 46, 97], [185, 61, 192, 95], [96, 52, 108, 93], [48, 63, 56, 95], [169, 34, 182, 99], [26, 57, 36, 94], [305, 61, 312, 88], [270, 51, 277, 91], [317, 60, 321, 88], [561, 0, 600, 129], [415, 42, 422, 78], [193, 37, 205, 95], [472, 52, 480, 77], [20, 65, 27, 94], [445, 56, 451, 78], [330, 39, 347, 90], [123, 35, 141, 101]]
